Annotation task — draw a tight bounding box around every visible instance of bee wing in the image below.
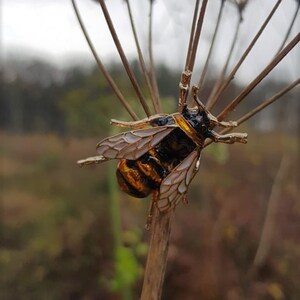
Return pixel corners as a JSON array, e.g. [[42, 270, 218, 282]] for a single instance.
[[96, 126, 176, 160], [155, 150, 201, 212]]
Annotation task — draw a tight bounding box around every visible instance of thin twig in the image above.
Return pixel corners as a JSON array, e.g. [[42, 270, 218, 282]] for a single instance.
[[98, 0, 152, 117], [234, 78, 300, 126], [204, 78, 300, 148], [179, 0, 208, 110], [186, 0, 209, 72], [141, 3, 208, 298], [71, 0, 138, 121], [206, 7, 243, 109], [148, 0, 162, 113], [252, 154, 290, 270], [125, 0, 160, 114], [217, 32, 300, 122], [197, 0, 226, 95], [276, 2, 300, 55], [208, 0, 282, 110], [185, 0, 200, 70]]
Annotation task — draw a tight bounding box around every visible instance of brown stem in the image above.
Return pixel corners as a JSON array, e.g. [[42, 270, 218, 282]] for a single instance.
[[204, 78, 300, 147], [98, 0, 152, 117], [197, 0, 226, 95], [209, 0, 282, 110], [148, 0, 162, 113], [234, 78, 300, 125], [185, 0, 200, 70], [125, 0, 160, 114], [276, 2, 300, 55], [180, 0, 208, 110], [140, 210, 174, 300], [206, 12, 243, 109], [253, 154, 290, 270], [71, 0, 138, 121], [217, 32, 300, 122], [186, 0, 209, 72]]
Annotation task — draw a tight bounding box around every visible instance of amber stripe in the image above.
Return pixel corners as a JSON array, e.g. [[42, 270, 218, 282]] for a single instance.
[[116, 160, 151, 198], [173, 114, 204, 147]]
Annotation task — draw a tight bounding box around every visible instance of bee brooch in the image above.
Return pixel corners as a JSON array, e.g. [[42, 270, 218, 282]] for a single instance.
[[78, 83, 248, 227]]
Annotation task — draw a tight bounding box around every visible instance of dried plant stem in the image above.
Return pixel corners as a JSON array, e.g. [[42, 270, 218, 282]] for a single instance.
[[71, 0, 138, 121], [252, 154, 290, 270], [234, 78, 300, 126], [186, 0, 208, 72], [148, 0, 162, 113], [125, 0, 160, 114], [276, 2, 300, 54], [140, 4, 209, 293], [98, 0, 152, 117], [206, 12, 243, 109], [204, 78, 300, 148], [180, 0, 208, 110], [140, 209, 174, 300], [209, 0, 282, 110], [197, 0, 226, 95], [217, 32, 300, 122], [185, 0, 201, 70]]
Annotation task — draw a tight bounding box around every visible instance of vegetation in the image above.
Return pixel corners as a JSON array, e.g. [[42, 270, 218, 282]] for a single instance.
[[0, 58, 299, 299]]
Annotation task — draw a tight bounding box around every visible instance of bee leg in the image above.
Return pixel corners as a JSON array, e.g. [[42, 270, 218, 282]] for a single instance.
[[145, 194, 157, 230], [111, 114, 170, 129], [77, 155, 107, 167], [209, 130, 248, 144]]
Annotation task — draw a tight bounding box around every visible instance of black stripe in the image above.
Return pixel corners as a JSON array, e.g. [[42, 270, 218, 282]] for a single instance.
[[136, 154, 165, 189]]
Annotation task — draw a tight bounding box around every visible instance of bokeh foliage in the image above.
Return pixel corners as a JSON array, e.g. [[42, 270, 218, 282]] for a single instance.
[[0, 59, 299, 299]]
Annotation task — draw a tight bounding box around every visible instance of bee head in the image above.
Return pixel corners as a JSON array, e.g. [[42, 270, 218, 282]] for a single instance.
[[183, 105, 210, 136]]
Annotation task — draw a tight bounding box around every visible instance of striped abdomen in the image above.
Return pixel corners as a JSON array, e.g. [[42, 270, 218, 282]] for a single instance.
[[116, 150, 166, 198], [116, 128, 196, 198]]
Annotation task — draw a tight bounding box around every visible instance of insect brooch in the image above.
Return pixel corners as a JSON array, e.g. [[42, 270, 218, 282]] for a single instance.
[[78, 84, 248, 228]]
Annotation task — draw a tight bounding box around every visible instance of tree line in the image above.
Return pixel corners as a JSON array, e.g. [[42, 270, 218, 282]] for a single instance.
[[1, 58, 298, 136]]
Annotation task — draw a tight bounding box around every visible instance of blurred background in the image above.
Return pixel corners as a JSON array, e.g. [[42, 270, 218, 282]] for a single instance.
[[1, 0, 299, 299]]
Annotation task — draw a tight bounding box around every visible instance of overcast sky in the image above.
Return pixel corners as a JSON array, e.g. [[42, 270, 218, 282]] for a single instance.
[[2, 0, 300, 83]]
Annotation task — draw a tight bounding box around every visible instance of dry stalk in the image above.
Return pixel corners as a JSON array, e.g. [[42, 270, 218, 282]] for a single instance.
[[148, 0, 162, 113], [205, 78, 300, 148], [234, 78, 300, 126], [186, 0, 209, 72], [197, 0, 226, 95], [251, 154, 290, 273], [206, 5, 243, 109], [140, 209, 174, 300], [276, 2, 300, 54], [71, 0, 138, 121], [98, 0, 152, 117], [185, 0, 201, 70], [125, 0, 160, 114], [179, 0, 208, 111], [208, 0, 282, 110], [141, 2, 210, 297], [217, 32, 300, 122]]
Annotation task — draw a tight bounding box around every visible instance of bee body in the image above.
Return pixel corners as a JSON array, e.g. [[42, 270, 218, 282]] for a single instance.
[[77, 90, 248, 214], [116, 126, 197, 199]]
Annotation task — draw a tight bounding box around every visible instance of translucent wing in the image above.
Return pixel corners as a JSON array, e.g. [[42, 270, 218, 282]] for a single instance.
[[155, 150, 201, 212], [96, 126, 176, 160]]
